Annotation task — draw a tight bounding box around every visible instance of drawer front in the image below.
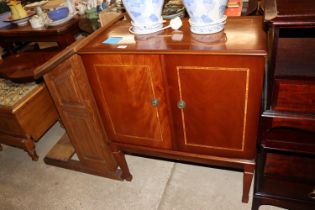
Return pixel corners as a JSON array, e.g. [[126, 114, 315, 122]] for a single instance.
[[0, 112, 25, 136], [273, 80, 315, 113], [261, 177, 315, 203], [265, 153, 315, 181]]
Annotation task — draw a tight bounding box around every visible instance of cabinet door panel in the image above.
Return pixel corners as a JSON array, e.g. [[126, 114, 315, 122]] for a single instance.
[[44, 55, 118, 173], [82, 55, 172, 149], [166, 55, 264, 159], [178, 66, 247, 150]]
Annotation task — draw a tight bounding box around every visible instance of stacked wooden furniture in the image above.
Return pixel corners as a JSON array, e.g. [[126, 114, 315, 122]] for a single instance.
[[35, 16, 266, 202], [0, 16, 80, 55], [252, 0, 315, 209], [0, 50, 60, 160], [0, 79, 58, 160]]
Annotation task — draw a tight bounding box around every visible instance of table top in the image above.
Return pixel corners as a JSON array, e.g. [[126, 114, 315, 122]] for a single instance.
[[0, 15, 80, 37], [0, 50, 58, 82], [79, 16, 267, 56]]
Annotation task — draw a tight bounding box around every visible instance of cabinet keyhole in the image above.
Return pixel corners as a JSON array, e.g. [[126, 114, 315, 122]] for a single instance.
[[151, 98, 160, 107], [177, 100, 186, 109]]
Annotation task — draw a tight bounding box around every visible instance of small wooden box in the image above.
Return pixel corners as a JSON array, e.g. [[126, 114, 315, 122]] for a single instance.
[[0, 80, 58, 160]]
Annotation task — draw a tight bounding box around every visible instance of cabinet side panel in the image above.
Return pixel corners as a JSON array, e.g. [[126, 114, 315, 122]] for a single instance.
[[44, 55, 118, 173]]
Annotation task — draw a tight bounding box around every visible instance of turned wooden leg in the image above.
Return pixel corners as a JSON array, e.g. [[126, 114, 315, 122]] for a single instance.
[[111, 147, 132, 181], [242, 164, 255, 203], [23, 137, 39, 161]]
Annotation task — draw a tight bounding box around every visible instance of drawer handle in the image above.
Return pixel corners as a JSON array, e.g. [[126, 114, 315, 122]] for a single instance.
[[177, 100, 186, 109], [308, 189, 315, 200], [151, 98, 160, 107]]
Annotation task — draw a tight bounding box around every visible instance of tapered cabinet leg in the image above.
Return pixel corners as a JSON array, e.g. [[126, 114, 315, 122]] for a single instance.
[[24, 136, 39, 161], [242, 164, 255, 203], [111, 147, 132, 181], [251, 197, 261, 210]]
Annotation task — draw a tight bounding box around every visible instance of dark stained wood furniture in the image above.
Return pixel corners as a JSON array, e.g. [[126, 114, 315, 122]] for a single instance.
[[0, 49, 59, 160], [0, 15, 79, 159], [0, 16, 80, 53], [33, 16, 266, 201], [252, 0, 315, 209], [0, 50, 58, 82]]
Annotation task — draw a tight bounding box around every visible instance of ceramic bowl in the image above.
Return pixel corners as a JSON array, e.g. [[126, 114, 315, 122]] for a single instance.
[[2, 11, 35, 27], [48, 7, 69, 21]]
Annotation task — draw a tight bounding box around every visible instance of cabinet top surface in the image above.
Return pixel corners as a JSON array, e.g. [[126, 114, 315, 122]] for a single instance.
[[264, 0, 315, 24], [79, 16, 266, 56]]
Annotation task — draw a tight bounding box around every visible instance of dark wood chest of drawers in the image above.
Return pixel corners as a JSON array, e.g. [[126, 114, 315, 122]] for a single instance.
[[252, 0, 315, 209]]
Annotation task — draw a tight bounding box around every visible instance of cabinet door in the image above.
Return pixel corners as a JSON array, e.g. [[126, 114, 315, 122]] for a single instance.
[[165, 55, 264, 159], [82, 55, 172, 149], [44, 55, 119, 175]]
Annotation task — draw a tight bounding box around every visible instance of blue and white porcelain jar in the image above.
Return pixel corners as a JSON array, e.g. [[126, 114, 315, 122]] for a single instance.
[[183, 0, 228, 34], [122, 0, 164, 34]]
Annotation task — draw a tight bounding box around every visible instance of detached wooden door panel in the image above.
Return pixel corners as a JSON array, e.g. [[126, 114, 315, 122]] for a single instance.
[[166, 55, 264, 159], [82, 54, 172, 149], [44, 55, 118, 173]]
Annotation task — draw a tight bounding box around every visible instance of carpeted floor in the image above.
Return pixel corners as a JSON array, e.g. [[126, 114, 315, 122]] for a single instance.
[[0, 123, 286, 210]]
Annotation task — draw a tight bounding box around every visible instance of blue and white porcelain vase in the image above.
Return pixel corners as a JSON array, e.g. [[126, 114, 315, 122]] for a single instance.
[[183, 0, 228, 34], [122, 0, 164, 34]]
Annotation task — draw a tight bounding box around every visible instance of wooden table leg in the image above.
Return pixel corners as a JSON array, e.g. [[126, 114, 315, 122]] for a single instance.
[[251, 196, 262, 210], [111, 146, 133, 181], [0, 144, 2, 151], [242, 163, 255, 203], [24, 136, 39, 161]]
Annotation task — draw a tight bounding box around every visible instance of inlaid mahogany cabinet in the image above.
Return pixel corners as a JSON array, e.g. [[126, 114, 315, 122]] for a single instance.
[[78, 16, 266, 202], [33, 15, 265, 202], [252, 0, 315, 209]]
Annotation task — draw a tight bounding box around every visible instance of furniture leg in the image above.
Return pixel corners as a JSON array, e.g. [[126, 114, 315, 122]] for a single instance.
[[24, 136, 38, 161], [0, 144, 2, 151], [59, 119, 65, 129], [111, 146, 133, 181], [56, 34, 76, 49], [242, 164, 255, 203], [251, 196, 261, 210]]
